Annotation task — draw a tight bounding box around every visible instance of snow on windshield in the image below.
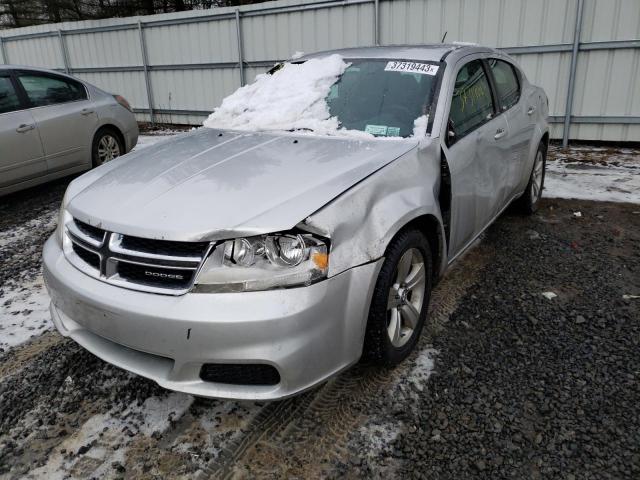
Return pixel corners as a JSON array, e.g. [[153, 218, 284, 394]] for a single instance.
[[203, 54, 430, 139], [203, 54, 358, 136]]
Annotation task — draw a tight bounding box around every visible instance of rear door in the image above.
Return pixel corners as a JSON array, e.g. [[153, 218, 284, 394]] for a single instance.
[[0, 73, 46, 189], [443, 58, 508, 257], [486, 58, 533, 201], [16, 71, 97, 173]]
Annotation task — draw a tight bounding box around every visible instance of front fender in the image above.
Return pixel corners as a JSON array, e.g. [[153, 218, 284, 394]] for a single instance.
[[304, 140, 445, 277]]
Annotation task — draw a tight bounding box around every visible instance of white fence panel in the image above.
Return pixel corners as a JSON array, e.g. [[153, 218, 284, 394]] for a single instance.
[[0, 0, 638, 142]]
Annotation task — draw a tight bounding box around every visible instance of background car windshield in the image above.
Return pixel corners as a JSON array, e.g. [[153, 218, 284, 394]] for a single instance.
[[327, 60, 439, 137]]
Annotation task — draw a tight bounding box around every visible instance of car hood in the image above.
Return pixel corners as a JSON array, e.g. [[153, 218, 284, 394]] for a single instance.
[[68, 128, 418, 241]]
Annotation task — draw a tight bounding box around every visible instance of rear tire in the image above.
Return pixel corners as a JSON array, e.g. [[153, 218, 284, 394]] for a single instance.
[[362, 229, 432, 367], [92, 128, 124, 168], [517, 142, 547, 214]]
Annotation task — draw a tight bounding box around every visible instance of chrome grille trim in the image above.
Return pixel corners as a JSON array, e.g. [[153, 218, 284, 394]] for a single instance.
[[67, 219, 105, 248], [63, 217, 213, 296], [109, 233, 203, 264]]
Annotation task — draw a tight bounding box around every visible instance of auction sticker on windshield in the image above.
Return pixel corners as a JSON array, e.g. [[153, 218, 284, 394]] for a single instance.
[[384, 61, 439, 75]]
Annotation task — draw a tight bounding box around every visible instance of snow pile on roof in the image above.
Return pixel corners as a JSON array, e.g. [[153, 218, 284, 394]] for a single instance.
[[203, 54, 370, 137]]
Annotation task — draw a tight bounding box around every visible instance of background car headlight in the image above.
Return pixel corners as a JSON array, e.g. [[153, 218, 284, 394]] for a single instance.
[[194, 232, 329, 293]]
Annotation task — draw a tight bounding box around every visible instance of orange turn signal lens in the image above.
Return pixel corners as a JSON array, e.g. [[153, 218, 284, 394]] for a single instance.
[[312, 252, 329, 270]]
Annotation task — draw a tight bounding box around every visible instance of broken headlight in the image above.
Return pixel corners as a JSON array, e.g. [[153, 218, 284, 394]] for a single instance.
[[193, 232, 329, 293]]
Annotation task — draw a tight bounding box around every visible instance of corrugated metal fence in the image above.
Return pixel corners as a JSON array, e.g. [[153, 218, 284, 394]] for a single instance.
[[1, 0, 639, 144]]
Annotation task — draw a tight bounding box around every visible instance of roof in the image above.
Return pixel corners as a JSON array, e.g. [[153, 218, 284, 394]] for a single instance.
[[300, 43, 495, 63], [0, 64, 81, 79]]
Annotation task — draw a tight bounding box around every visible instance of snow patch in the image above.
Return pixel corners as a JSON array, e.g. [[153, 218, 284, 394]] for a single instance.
[[406, 348, 437, 391], [172, 400, 263, 463], [26, 392, 193, 479], [137, 393, 194, 435], [544, 146, 640, 204], [203, 54, 372, 138], [0, 210, 57, 249], [412, 115, 428, 138], [0, 276, 52, 351], [359, 421, 402, 458]]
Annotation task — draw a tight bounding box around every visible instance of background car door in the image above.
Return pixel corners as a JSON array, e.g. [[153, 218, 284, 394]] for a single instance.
[[443, 58, 509, 257], [0, 74, 46, 188], [17, 71, 97, 174], [486, 58, 534, 201]]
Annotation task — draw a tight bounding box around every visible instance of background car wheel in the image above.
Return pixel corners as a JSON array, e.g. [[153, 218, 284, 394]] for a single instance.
[[92, 128, 124, 167], [362, 229, 432, 367], [517, 141, 547, 214]]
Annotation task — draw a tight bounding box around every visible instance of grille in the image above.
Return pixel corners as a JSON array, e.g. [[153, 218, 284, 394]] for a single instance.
[[74, 219, 105, 243], [65, 217, 211, 295], [116, 262, 196, 290], [121, 235, 209, 258], [72, 243, 100, 270], [200, 364, 281, 386]]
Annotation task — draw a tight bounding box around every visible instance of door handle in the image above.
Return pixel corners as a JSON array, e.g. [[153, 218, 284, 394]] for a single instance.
[[494, 128, 506, 140], [81, 108, 95, 116], [16, 123, 35, 133], [527, 106, 537, 115]]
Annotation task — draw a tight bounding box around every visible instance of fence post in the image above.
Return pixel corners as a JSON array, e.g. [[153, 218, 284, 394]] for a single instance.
[[138, 21, 155, 125], [57, 30, 71, 73], [235, 8, 245, 87], [563, 0, 585, 148], [374, 0, 380, 46], [0, 36, 6, 64]]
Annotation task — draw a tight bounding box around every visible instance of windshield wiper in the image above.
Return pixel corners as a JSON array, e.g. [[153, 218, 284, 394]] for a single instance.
[[287, 127, 315, 132]]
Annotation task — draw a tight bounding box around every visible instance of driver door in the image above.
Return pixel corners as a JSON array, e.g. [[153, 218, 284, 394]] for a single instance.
[[442, 58, 508, 258], [0, 73, 46, 189]]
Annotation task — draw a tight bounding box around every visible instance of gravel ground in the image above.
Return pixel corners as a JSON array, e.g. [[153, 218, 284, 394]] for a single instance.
[[346, 199, 640, 479], [0, 141, 638, 478]]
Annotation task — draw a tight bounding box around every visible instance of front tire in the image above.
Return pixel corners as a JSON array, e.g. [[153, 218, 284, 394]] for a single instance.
[[362, 229, 432, 366], [92, 128, 124, 168], [517, 142, 547, 214]]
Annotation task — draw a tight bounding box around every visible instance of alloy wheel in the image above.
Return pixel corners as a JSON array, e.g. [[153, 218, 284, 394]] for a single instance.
[[531, 150, 544, 203], [97, 134, 121, 165], [386, 248, 426, 348]]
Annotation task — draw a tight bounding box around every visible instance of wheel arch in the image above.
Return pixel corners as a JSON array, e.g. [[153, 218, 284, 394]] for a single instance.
[[540, 130, 550, 150], [388, 213, 447, 284], [93, 124, 126, 152]]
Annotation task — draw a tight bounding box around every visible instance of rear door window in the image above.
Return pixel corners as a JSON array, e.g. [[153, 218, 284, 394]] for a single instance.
[[0, 76, 22, 114], [18, 73, 87, 107], [449, 60, 495, 139], [487, 59, 520, 111]]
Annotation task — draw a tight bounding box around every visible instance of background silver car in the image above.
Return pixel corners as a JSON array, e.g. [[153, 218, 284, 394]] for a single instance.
[[0, 65, 138, 196]]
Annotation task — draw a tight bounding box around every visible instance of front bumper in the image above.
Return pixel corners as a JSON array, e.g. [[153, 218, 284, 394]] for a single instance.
[[43, 236, 381, 400]]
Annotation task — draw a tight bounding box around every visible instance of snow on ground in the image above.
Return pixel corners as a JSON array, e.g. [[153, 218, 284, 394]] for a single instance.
[[23, 391, 263, 479], [0, 210, 57, 249], [26, 392, 194, 480], [0, 276, 52, 351], [406, 348, 437, 391], [545, 145, 640, 204]]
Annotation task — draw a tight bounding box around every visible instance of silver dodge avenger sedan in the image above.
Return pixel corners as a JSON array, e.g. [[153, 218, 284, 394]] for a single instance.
[[43, 44, 549, 400]]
